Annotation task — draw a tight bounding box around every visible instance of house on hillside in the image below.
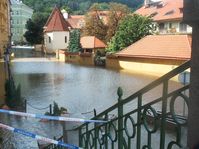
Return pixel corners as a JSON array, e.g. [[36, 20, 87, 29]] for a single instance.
[[64, 36, 106, 65], [43, 7, 71, 53], [61, 10, 110, 30], [135, 0, 192, 34], [107, 34, 191, 76], [61, 9, 85, 29]]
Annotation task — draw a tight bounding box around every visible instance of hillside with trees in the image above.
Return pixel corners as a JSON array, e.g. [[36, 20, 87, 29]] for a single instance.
[[22, 0, 143, 14]]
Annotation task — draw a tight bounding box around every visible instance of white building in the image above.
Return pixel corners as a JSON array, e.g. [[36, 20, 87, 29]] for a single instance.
[[10, 0, 33, 44], [44, 7, 71, 53], [136, 0, 192, 34]]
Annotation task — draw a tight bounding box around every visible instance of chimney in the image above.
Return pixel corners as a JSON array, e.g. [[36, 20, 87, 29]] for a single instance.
[[144, 0, 151, 7], [61, 9, 69, 19]]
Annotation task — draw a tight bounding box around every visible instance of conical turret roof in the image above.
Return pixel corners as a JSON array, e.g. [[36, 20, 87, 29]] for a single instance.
[[44, 7, 71, 32]]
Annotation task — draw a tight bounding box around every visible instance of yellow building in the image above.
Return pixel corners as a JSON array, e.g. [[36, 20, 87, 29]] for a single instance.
[[106, 34, 191, 77], [0, 0, 10, 105], [0, 0, 11, 58]]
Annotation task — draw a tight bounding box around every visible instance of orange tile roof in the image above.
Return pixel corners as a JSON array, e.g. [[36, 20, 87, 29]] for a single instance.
[[80, 36, 106, 49], [66, 15, 85, 29], [135, 0, 183, 22], [116, 34, 191, 60], [44, 7, 71, 32]]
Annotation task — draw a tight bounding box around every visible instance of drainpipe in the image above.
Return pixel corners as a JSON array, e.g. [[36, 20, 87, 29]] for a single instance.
[[183, 0, 199, 148]]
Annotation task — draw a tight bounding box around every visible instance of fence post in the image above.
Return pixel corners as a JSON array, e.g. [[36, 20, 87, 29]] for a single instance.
[[24, 99, 27, 112], [49, 104, 52, 115], [117, 87, 124, 149]]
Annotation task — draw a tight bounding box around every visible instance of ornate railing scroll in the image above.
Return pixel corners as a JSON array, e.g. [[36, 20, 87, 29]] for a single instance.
[[77, 60, 190, 149]]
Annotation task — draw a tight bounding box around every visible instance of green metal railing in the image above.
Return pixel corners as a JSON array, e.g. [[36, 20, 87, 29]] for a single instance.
[[77, 61, 190, 149]]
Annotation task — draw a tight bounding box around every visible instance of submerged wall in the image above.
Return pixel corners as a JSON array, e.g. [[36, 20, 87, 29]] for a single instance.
[[0, 62, 6, 106], [106, 56, 188, 77]]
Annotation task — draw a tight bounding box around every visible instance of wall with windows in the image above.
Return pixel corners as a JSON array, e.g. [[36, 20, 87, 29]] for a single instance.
[[157, 21, 192, 34], [44, 31, 70, 53], [11, 0, 33, 44]]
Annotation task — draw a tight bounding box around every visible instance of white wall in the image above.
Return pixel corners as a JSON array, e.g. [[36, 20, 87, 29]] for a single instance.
[[44, 31, 70, 53], [157, 21, 192, 34]]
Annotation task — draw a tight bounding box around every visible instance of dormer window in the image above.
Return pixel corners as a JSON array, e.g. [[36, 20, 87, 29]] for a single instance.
[[164, 10, 174, 15], [179, 8, 183, 13], [150, 12, 158, 17]]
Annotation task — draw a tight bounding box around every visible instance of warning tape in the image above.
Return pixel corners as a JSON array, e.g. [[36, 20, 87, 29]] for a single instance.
[[0, 109, 106, 123], [0, 123, 81, 149]]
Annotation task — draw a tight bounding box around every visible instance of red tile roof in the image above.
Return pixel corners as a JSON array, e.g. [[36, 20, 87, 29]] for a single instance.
[[116, 34, 191, 60], [66, 15, 85, 29], [135, 0, 183, 22], [44, 7, 71, 32], [80, 36, 106, 49]]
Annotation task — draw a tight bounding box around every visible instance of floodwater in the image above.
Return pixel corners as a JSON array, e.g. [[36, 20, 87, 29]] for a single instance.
[[0, 48, 186, 148]]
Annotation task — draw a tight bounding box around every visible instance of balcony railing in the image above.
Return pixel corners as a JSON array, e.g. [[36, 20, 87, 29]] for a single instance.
[[77, 60, 190, 149]]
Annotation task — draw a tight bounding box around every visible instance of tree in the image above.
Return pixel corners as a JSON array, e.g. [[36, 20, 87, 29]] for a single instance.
[[82, 10, 107, 42], [5, 79, 24, 110], [68, 29, 82, 53], [106, 14, 155, 52], [61, 5, 73, 14], [106, 3, 130, 42], [24, 13, 49, 45]]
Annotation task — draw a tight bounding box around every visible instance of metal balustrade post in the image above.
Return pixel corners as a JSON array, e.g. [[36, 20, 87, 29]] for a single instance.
[[160, 81, 168, 149], [137, 95, 142, 149], [79, 128, 82, 147], [117, 87, 124, 149], [94, 110, 97, 149], [86, 124, 89, 148]]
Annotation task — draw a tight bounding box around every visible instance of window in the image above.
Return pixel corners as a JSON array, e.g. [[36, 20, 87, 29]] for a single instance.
[[179, 23, 187, 32], [165, 10, 174, 16], [49, 37, 51, 43], [169, 23, 172, 29], [159, 23, 164, 31], [150, 12, 158, 18], [65, 36, 67, 43]]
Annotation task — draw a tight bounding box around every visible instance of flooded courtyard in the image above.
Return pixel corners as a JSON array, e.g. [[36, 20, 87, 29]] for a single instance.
[[0, 49, 186, 148]]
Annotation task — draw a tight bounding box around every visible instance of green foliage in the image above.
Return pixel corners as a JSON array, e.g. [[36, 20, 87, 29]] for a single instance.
[[68, 29, 81, 53], [61, 5, 73, 14], [24, 13, 49, 45], [51, 102, 68, 116], [83, 3, 131, 43], [89, 3, 109, 11], [106, 14, 156, 52], [53, 101, 61, 116], [106, 3, 131, 42], [5, 79, 25, 110], [83, 12, 108, 42], [22, 0, 143, 15]]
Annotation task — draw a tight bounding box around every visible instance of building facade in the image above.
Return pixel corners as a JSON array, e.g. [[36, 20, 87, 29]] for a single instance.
[[0, 0, 11, 57], [136, 0, 192, 34], [44, 7, 71, 53], [10, 0, 33, 44]]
